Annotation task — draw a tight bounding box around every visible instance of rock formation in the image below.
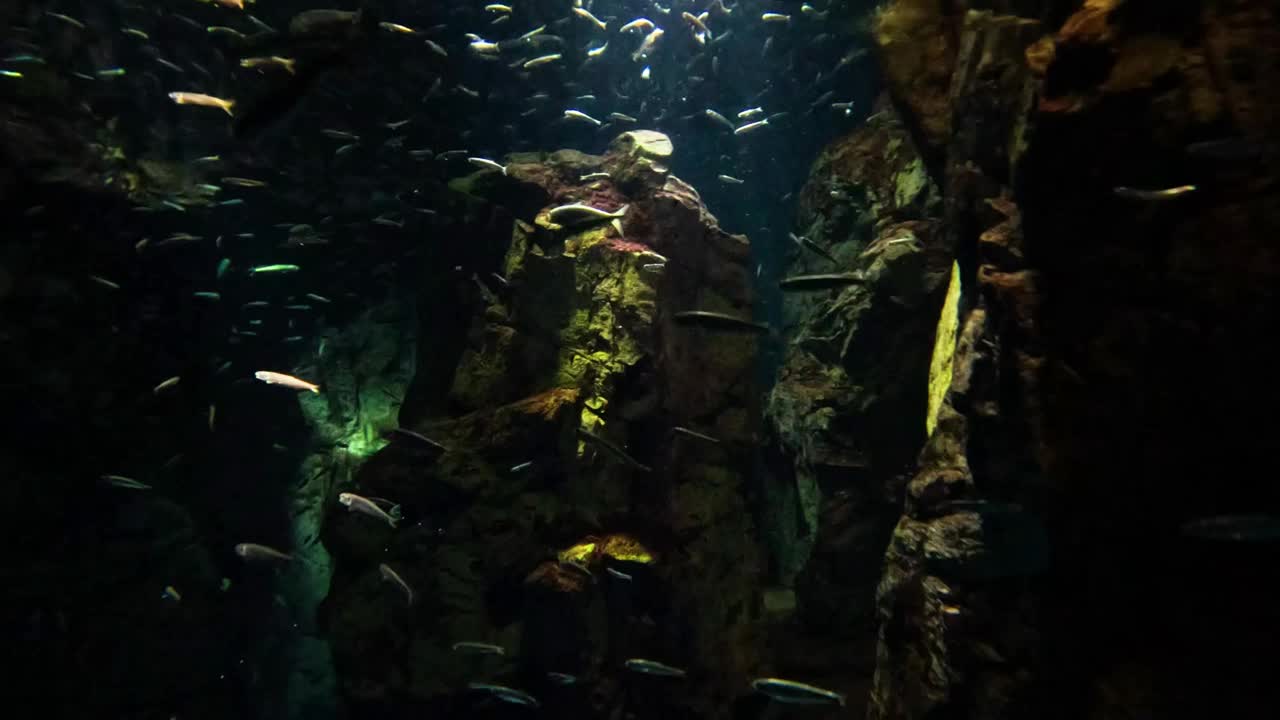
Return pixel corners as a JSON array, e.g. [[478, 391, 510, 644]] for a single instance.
[[865, 1, 1280, 719], [322, 131, 767, 718]]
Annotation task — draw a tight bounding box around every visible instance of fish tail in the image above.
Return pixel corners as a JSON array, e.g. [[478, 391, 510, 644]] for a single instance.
[[310, 386, 320, 394], [223, 100, 236, 116]]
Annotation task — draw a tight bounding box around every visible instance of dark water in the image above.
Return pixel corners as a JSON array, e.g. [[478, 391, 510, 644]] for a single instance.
[[9, 1, 1278, 720], [1, 1, 878, 719]]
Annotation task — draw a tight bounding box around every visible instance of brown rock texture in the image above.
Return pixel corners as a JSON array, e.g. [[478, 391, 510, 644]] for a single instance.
[[868, 2, 1280, 720], [760, 93, 951, 711], [321, 132, 766, 718]]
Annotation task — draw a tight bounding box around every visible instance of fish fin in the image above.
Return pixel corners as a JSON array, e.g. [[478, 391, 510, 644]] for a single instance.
[[224, 101, 235, 116], [310, 386, 320, 393]]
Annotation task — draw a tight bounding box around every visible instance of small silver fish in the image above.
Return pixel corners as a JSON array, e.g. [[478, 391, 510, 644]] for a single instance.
[[320, 129, 359, 141], [522, 53, 561, 69], [235, 543, 293, 563], [548, 203, 628, 225], [751, 678, 845, 706], [379, 563, 414, 605], [632, 27, 665, 61], [467, 157, 506, 174], [100, 474, 151, 490], [671, 426, 720, 444], [89, 275, 120, 290], [338, 492, 399, 528], [572, 7, 608, 31], [1113, 185, 1197, 201], [624, 658, 686, 678], [734, 119, 769, 135], [563, 109, 602, 126], [452, 641, 506, 656], [254, 371, 320, 393], [704, 109, 734, 130], [468, 683, 540, 707]]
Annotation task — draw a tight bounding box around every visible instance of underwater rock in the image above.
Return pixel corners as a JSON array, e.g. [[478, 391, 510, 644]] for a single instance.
[[872, 0, 958, 168], [872, 2, 1280, 719], [602, 129, 674, 192], [766, 110, 948, 601], [869, 10, 1047, 720], [323, 132, 765, 717]]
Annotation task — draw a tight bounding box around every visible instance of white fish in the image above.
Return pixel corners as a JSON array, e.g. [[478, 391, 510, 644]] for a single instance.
[[152, 376, 181, 394], [718, 174, 745, 184], [619, 18, 655, 34], [425, 39, 448, 57], [586, 42, 609, 57], [751, 678, 845, 706], [572, 7, 608, 31], [523, 53, 561, 68], [235, 543, 293, 563], [632, 27, 665, 61], [704, 109, 734, 130], [563, 109, 602, 126], [734, 119, 769, 135], [467, 157, 507, 174], [100, 474, 151, 490], [762, 13, 791, 23], [338, 492, 399, 528], [737, 107, 763, 119], [253, 371, 320, 393], [468, 683, 540, 708], [517, 25, 547, 41], [548, 203, 628, 225], [379, 563, 414, 605], [453, 641, 506, 655], [168, 91, 235, 115], [681, 12, 712, 40], [624, 658, 686, 677]]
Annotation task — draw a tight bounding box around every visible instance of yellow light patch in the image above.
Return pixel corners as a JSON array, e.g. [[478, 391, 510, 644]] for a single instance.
[[926, 260, 961, 437], [558, 542, 597, 565], [600, 534, 655, 564]]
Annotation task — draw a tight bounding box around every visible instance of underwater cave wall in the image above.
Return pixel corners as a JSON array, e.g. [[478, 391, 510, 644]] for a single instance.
[[868, 1, 1280, 718], [320, 131, 771, 718]]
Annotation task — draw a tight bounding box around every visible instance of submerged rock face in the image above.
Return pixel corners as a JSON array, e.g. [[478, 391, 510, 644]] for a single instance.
[[758, 98, 950, 712], [322, 132, 765, 718], [768, 112, 947, 565], [868, 2, 1280, 720]]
